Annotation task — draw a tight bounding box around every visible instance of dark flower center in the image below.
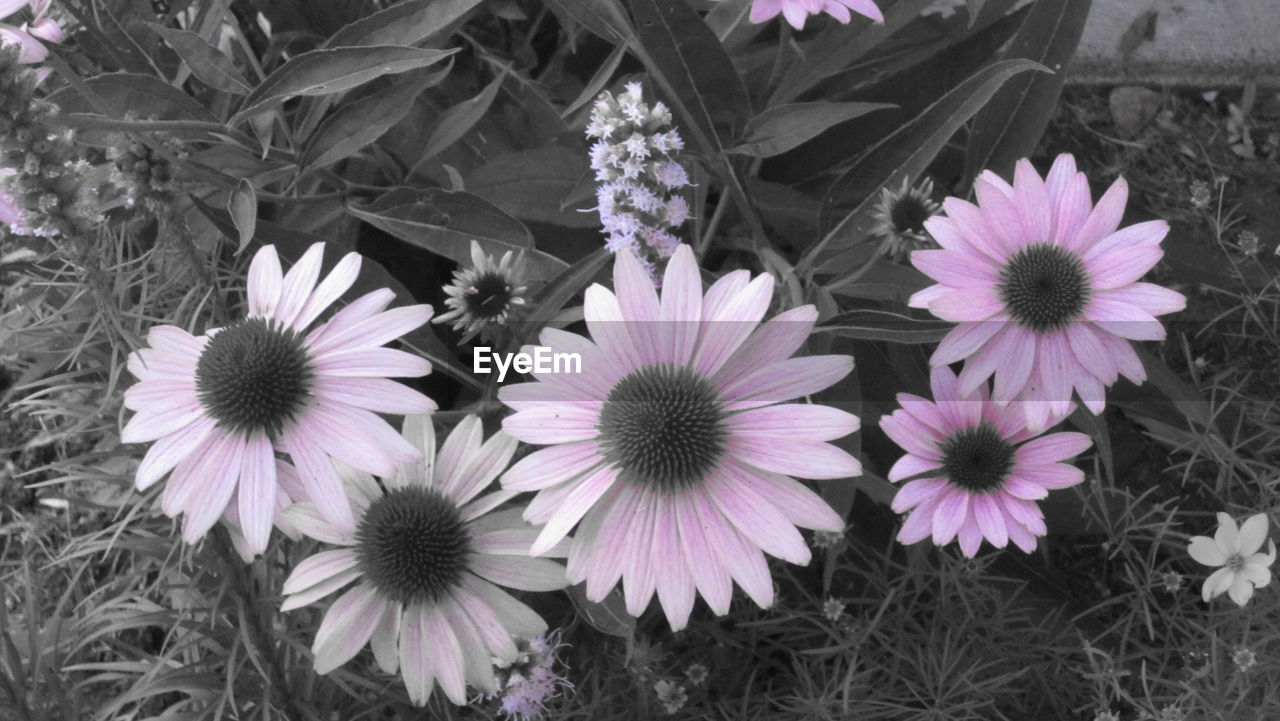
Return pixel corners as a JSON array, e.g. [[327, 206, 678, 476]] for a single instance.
[[998, 243, 1090, 332], [355, 486, 472, 604], [465, 272, 514, 319], [1226, 553, 1244, 571], [890, 195, 933, 235], [940, 423, 1016, 494], [194, 317, 313, 438], [597, 364, 727, 492]]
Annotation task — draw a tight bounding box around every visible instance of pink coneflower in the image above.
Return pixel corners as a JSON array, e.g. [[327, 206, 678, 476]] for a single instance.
[[280, 415, 567, 707], [498, 244, 861, 630], [909, 155, 1186, 431], [121, 243, 436, 555], [746, 0, 884, 29], [1, 0, 63, 66], [883, 365, 1092, 557]]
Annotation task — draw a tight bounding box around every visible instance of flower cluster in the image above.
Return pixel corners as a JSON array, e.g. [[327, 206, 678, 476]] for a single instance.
[[0, 44, 97, 240], [493, 635, 569, 720], [106, 125, 187, 214], [881, 154, 1188, 557], [586, 82, 691, 273]]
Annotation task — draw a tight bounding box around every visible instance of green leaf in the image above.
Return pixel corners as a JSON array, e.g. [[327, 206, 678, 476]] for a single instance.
[[801, 58, 1047, 274], [626, 0, 752, 153], [323, 0, 483, 48], [519, 248, 612, 343], [417, 72, 504, 162], [1068, 405, 1114, 483], [1134, 345, 1214, 431], [770, 0, 939, 107], [468, 147, 596, 228], [816, 309, 951, 344], [345, 187, 568, 281], [730, 102, 895, 158], [46, 72, 217, 121], [234, 46, 457, 121], [964, 0, 987, 25], [301, 68, 449, 170], [147, 24, 251, 95], [543, 0, 632, 42], [567, 584, 635, 638], [964, 0, 1092, 181], [228, 179, 257, 254]]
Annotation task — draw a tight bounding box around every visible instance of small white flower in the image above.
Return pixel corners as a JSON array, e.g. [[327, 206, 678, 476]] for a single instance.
[[1187, 512, 1276, 606], [433, 240, 527, 342]]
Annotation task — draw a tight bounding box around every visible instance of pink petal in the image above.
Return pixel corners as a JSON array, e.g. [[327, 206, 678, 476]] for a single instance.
[[728, 436, 862, 480], [236, 434, 277, 554], [282, 548, 359, 595], [1085, 242, 1164, 290], [673, 490, 734, 614], [274, 242, 324, 329], [420, 604, 467, 704], [1093, 283, 1185, 317], [660, 245, 704, 365], [722, 459, 845, 532], [612, 248, 662, 365], [501, 442, 603, 492], [888, 454, 943, 483], [1015, 432, 1092, 464], [1012, 159, 1053, 243], [312, 587, 384, 675], [971, 494, 1008, 548], [399, 603, 434, 705], [134, 416, 216, 490], [931, 489, 969, 545], [292, 252, 362, 331], [282, 433, 355, 532], [313, 376, 435, 415], [460, 575, 548, 638], [890, 476, 948, 513], [304, 289, 394, 348], [247, 245, 285, 318], [720, 354, 853, 406], [694, 274, 773, 377], [928, 286, 1004, 322], [931, 320, 1005, 366], [1085, 298, 1166, 341], [530, 466, 617, 555], [1069, 176, 1128, 252], [501, 404, 601, 444], [120, 402, 204, 444], [711, 305, 818, 387], [313, 346, 431, 377], [706, 465, 811, 564], [180, 434, 246, 543], [310, 304, 432, 355]]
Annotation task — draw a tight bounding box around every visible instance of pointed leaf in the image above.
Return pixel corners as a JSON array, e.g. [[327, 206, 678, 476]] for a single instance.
[[626, 0, 751, 152], [228, 179, 257, 254], [801, 58, 1048, 273], [302, 67, 449, 170], [730, 102, 896, 158], [147, 24, 251, 95], [964, 0, 1093, 181], [324, 0, 483, 48], [345, 188, 567, 281], [234, 46, 457, 121]]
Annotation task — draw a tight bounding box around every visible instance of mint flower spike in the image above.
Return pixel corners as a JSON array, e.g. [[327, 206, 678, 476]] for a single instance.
[[586, 82, 691, 278]]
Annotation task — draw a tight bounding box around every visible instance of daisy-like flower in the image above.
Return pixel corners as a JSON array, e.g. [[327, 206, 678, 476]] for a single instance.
[[744, 0, 883, 30], [498, 244, 861, 630], [1, 0, 62, 66], [871, 175, 941, 261], [882, 365, 1092, 557], [280, 415, 568, 706], [909, 155, 1187, 431], [1187, 512, 1275, 606], [433, 240, 527, 342], [121, 243, 436, 555]]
